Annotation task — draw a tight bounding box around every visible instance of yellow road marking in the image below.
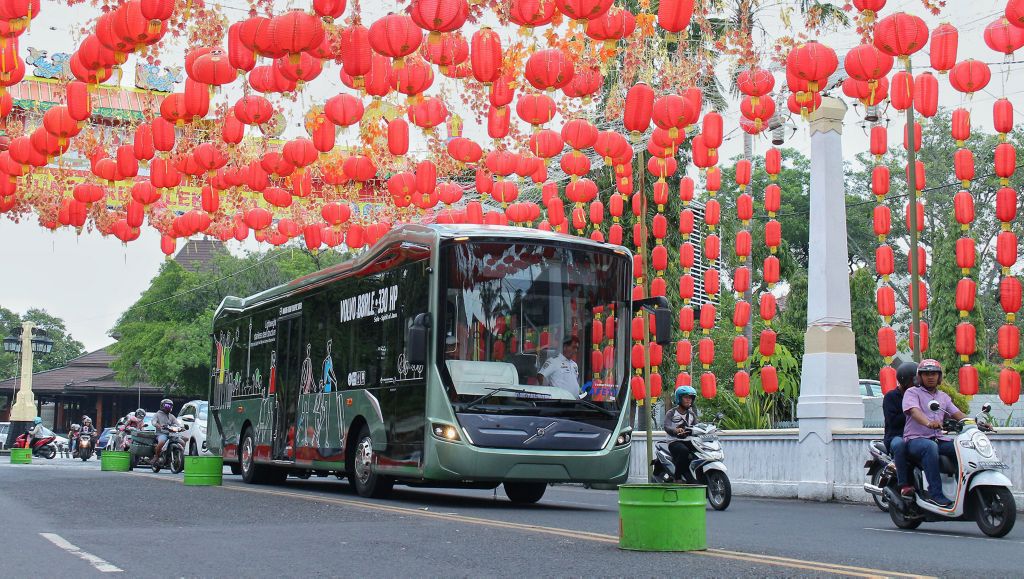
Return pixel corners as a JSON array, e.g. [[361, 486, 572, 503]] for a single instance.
[[131, 472, 934, 578]]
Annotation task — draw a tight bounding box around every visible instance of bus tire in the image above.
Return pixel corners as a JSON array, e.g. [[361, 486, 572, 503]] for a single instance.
[[503, 482, 546, 504], [350, 425, 393, 498], [240, 428, 285, 485]]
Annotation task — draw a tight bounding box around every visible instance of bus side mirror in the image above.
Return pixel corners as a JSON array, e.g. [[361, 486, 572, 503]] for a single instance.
[[654, 307, 672, 345], [407, 313, 431, 366]]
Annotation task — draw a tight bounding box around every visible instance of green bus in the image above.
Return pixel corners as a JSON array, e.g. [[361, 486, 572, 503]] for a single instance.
[[209, 224, 670, 503]]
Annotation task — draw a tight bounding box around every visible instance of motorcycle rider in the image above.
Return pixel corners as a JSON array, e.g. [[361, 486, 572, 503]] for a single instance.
[[901, 359, 965, 508], [664, 385, 700, 483], [884, 362, 917, 497], [77, 417, 96, 455], [25, 416, 45, 448], [152, 399, 181, 463], [68, 423, 81, 456], [126, 408, 146, 430]]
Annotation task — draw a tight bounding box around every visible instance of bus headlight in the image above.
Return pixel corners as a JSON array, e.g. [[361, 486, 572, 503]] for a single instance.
[[615, 430, 632, 446], [432, 423, 461, 442]]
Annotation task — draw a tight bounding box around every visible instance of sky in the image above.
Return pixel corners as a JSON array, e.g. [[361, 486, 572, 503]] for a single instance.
[[0, 0, 1019, 352]]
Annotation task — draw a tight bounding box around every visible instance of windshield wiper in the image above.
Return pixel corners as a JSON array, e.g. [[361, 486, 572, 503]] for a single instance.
[[458, 387, 538, 411], [560, 397, 617, 418]]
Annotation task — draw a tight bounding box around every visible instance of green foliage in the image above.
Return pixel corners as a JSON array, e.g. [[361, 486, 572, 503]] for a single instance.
[[0, 306, 85, 381], [850, 268, 883, 379], [109, 247, 345, 399], [719, 389, 774, 430], [940, 383, 970, 415]]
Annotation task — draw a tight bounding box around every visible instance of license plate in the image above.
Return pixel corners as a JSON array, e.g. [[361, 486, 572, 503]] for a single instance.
[[978, 461, 1008, 469]]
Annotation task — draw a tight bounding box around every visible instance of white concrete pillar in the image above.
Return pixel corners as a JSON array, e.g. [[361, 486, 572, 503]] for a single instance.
[[10, 321, 37, 422], [797, 97, 864, 501]]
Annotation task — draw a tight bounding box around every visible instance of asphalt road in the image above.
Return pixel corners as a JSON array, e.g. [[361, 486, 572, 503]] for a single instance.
[[1, 457, 1022, 578]]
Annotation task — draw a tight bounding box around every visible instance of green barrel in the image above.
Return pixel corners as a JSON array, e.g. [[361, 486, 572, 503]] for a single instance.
[[9, 448, 32, 464], [618, 484, 707, 551], [184, 456, 223, 486], [100, 450, 131, 472]]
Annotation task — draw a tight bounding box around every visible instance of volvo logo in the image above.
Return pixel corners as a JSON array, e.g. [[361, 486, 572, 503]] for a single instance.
[[523, 422, 558, 444]]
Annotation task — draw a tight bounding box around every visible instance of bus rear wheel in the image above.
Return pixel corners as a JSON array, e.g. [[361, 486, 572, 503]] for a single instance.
[[503, 482, 546, 504], [349, 425, 393, 498], [240, 428, 286, 485]]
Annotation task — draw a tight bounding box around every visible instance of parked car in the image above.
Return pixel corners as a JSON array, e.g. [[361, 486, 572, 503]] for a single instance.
[[96, 427, 117, 457], [0, 422, 9, 450], [178, 400, 210, 456], [860, 379, 883, 398]]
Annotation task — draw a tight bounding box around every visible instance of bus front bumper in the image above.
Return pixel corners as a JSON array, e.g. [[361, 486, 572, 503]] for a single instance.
[[424, 437, 631, 484]]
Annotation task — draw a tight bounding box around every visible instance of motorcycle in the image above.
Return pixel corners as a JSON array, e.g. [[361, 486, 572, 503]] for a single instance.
[[74, 432, 94, 461], [14, 431, 57, 459], [651, 422, 732, 511], [876, 402, 1016, 538], [863, 439, 896, 512], [151, 426, 185, 474]]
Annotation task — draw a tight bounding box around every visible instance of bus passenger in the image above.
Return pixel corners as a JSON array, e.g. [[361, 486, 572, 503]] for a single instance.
[[538, 336, 580, 398]]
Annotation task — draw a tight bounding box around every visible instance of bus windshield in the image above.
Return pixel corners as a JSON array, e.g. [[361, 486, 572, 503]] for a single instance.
[[440, 240, 630, 419]]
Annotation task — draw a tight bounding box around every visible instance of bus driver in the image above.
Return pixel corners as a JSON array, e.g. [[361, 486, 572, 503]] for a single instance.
[[538, 336, 581, 398]]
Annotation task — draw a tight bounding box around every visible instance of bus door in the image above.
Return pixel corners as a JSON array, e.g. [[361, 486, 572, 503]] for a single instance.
[[273, 313, 302, 460]]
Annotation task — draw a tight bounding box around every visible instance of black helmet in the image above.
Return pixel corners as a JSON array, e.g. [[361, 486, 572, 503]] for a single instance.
[[160, 399, 173, 412], [896, 362, 918, 388]]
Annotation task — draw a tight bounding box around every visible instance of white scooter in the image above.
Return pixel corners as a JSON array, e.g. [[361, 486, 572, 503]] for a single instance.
[[882, 402, 1016, 537], [651, 422, 731, 511]]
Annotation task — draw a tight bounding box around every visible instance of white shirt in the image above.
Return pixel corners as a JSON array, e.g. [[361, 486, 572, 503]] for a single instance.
[[539, 353, 579, 398]]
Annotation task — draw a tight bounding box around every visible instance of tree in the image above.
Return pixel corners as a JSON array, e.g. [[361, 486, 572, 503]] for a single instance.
[[850, 267, 883, 379], [0, 306, 86, 381], [109, 247, 345, 399]]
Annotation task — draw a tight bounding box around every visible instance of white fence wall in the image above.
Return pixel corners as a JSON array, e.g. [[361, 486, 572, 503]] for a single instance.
[[630, 428, 1024, 511]]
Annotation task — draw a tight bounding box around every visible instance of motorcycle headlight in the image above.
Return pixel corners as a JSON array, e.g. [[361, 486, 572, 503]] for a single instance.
[[973, 432, 994, 458]]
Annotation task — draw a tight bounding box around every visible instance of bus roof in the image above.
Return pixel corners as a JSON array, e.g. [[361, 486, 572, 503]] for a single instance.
[[214, 223, 630, 318]]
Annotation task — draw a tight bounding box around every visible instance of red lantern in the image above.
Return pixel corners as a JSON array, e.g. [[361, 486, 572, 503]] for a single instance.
[[877, 285, 896, 319], [956, 238, 976, 272], [997, 187, 1017, 223], [954, 190, 975, 227], [1001, 276, 1022, 314], [994, 98, 1014, 134], [657, 0, 694, 37], [700, 372, 716, 398], [623, 83, 654, 140], [759, 329, 777, 358], [880, 366, 898, 394], [763, 256, 780, 286], [949, 59, 991, 95], [956, 277, 977, 313], [909, 321, 929, 353], [995, 144, 1017, 183], [999, 368, 1021, 405], [844, 43, 893, 81], [760, 365, 778, 394], [786, 41, 838, 92], [889, 70, 913, 111], [997, 231, 1018, 269], [930, 23, 958, 73], [878, 326, 897, 358], [999, 324, 1020, 360], [913, 73, 938, 118], [876, 245, 894, 277], [410, 0, 468, 42], [984, 17, 1024, 55], [368, 13, 422, 63], [524, 48, 574, 92], [873, 12, 930, 57], [955, 322, 977, 360], [873, 205, 891, 238], [954, 149, 975, 185], [959, 365, 979, 396]]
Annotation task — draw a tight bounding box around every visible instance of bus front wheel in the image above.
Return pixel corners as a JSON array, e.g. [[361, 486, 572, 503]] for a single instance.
[[350, 425, 393, 498], [503, 482, 546, 504]]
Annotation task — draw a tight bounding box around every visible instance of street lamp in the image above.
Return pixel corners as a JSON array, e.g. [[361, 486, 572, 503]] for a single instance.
[[4, 322, 53, 449]]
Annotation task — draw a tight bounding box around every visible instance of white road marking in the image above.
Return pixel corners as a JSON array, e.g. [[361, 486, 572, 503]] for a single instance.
[[865, 527, 1024, 545], [39, 533, 123, 573]]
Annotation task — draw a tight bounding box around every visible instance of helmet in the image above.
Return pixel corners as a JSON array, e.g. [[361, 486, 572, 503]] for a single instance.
[[895, 362, 918, 388], [160, 398, 173, 412], [918, 359, 943, 375], [83, 417, 92, 425], [71, 424, 80, 432], [33, 417, 42, 425], [135, 408, 146, 419], [673, 385, 697, 405]]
